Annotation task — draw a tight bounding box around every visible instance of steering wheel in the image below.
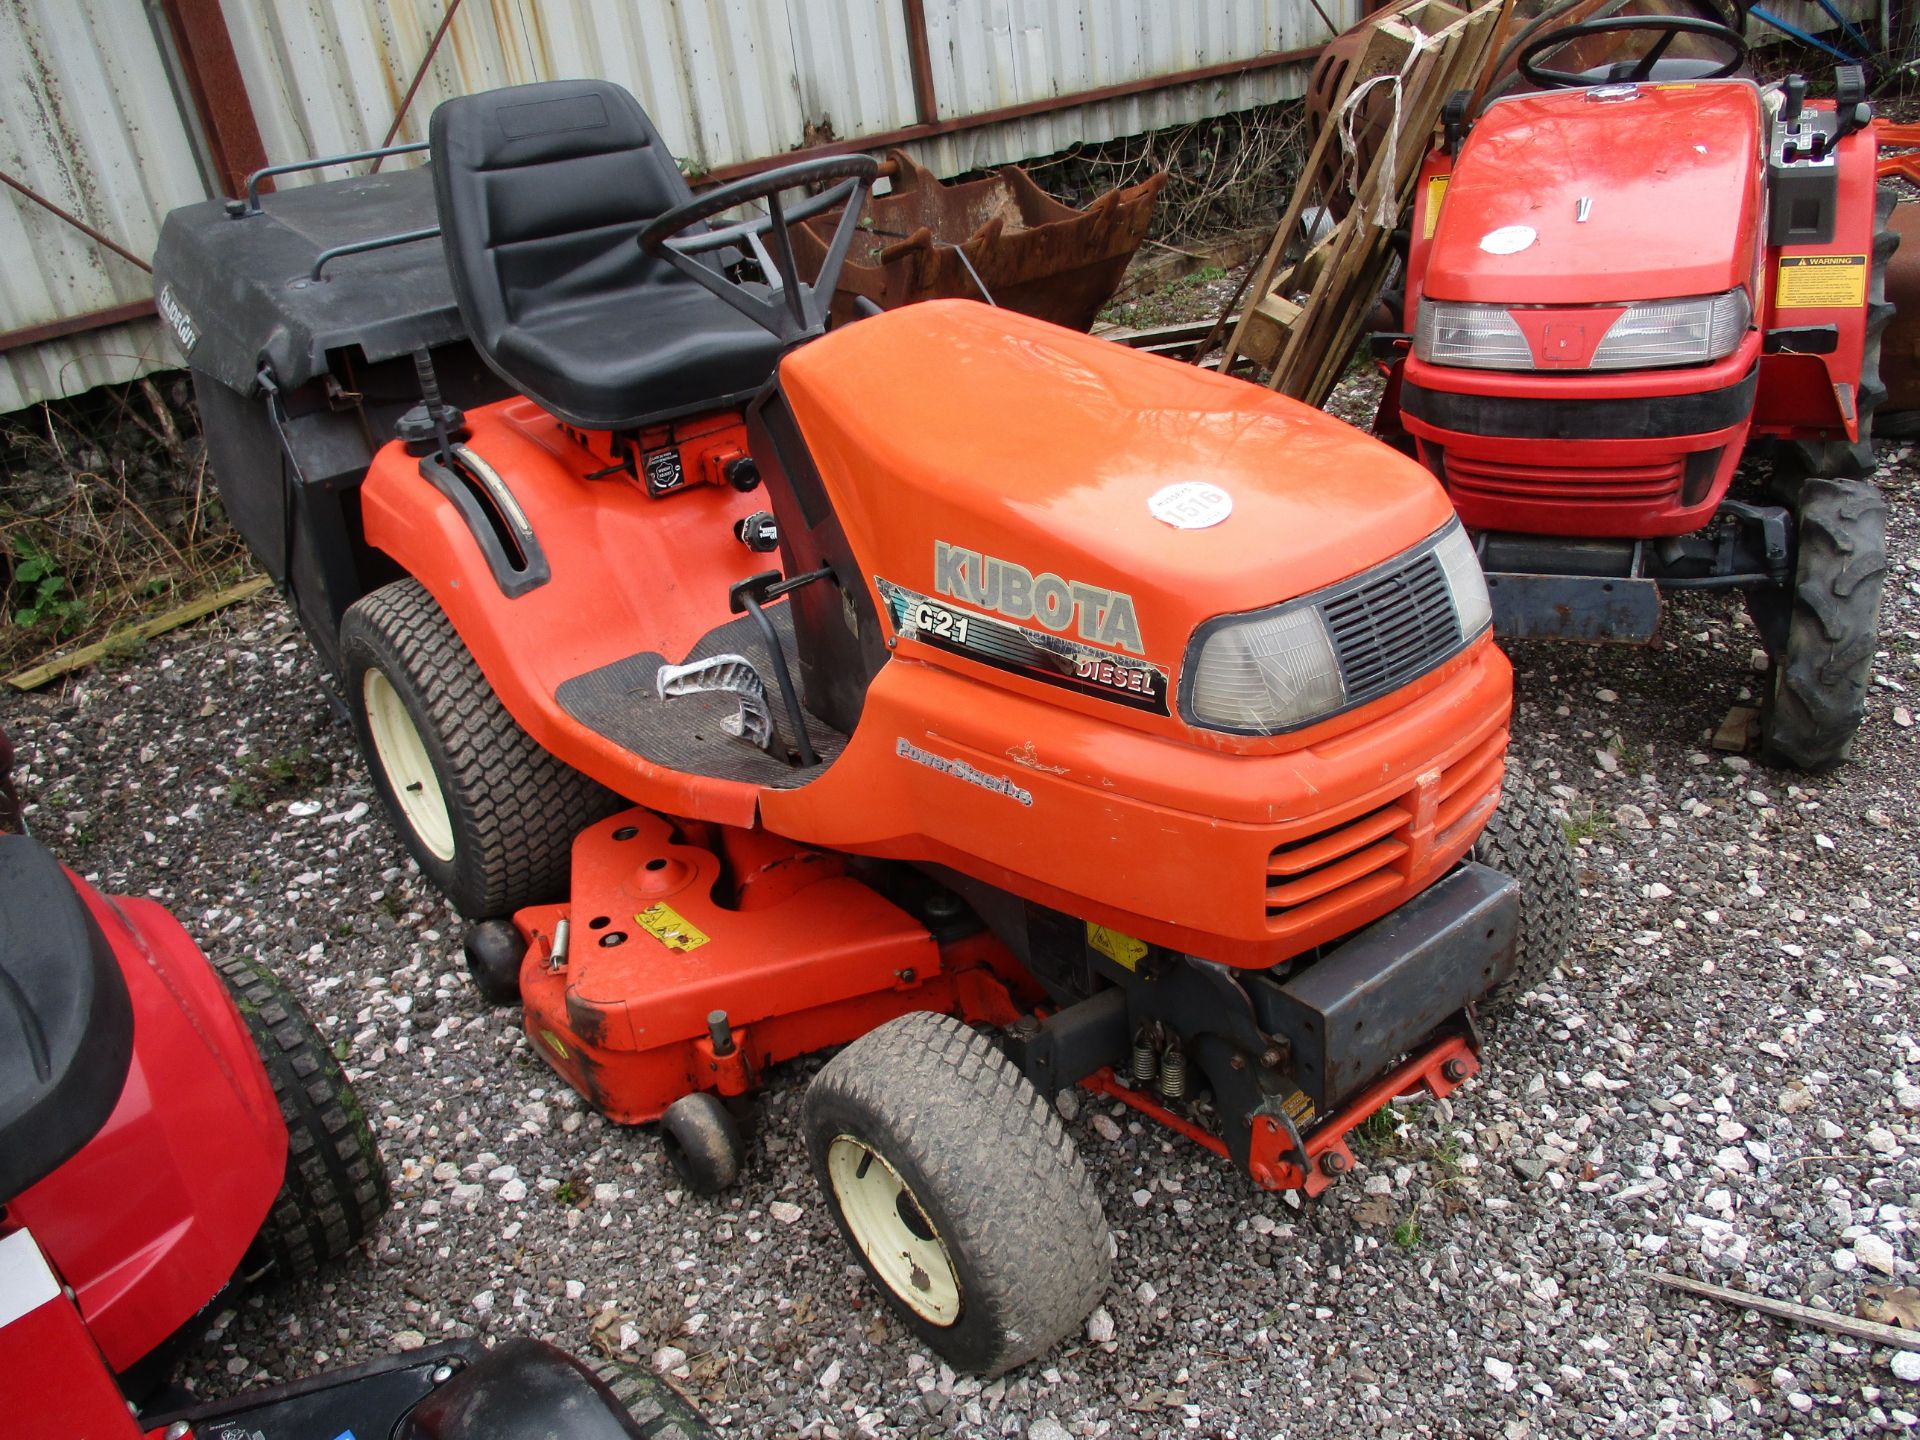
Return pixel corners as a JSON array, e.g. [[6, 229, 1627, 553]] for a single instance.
[[1516, 14, 1746, 89], [637, 154, 881, 344]]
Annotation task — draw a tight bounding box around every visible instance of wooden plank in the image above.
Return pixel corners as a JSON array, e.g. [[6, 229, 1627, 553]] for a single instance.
[[6, 575, 272, 691], [1652, 1273, 1920, 1352]]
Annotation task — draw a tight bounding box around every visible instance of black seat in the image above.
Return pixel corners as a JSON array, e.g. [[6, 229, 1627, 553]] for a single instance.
[[0, 835, 135, 1205], [431, 80, 783, 431]]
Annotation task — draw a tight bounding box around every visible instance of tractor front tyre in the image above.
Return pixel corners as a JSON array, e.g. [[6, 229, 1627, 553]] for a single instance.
[[339, 579, 619, 918], [802, 1012, 1112, 1377], [1758, 477, 1889, 771], [1472, 775, 1578, 1006], [218, 953, 388, 1282]]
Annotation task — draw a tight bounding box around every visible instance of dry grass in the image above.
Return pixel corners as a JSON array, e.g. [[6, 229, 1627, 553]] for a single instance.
[[0, 374, 252, 677]]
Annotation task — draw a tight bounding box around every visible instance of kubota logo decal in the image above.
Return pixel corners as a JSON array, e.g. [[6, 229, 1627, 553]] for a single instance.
[[934, 543, 1143, 654]]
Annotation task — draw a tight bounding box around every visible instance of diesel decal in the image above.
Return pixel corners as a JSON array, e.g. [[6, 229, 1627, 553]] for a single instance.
[[896, 737, 1033, 806], [934, 542, 1144, 654], [876, 577, 1172, 717]]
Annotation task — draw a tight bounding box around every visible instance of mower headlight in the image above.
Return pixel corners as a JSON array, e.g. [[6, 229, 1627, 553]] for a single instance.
[[1413, 300, 1532, 370], [1588, 288, 1751, 369], [1182, 521, 1490, 735]]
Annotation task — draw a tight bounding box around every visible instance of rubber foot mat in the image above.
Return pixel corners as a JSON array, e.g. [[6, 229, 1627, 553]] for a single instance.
[[555, 604, 846, 788]]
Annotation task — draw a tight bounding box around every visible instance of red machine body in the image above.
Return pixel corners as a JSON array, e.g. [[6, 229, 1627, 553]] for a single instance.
[[5, 877, 283, 1374], [1396, 80, 1878, 540]]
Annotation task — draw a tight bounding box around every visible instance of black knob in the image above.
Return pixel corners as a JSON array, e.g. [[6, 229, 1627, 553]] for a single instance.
[[724, 456, 761, 492], [1782, 75, 1806, 129], [734, 511, 779, 553]]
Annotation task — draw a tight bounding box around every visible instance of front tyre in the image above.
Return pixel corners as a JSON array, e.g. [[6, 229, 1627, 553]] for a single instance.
[[1471, 775, 1578, 1004], [339, 579, 619, 918], [802, 1012, 1111, 1376], [1758, 477, 1889, 771]]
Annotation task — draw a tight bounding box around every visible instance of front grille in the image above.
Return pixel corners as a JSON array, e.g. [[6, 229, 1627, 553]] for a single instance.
[[1443, 451, 1685, 507], [1264, 728, 1506, 936], [1319, 548, 1463, 709]]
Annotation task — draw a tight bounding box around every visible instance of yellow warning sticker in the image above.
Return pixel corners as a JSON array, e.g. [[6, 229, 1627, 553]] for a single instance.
[[1086, 923, 1147, 970], [1422, 175, 1450, 240], [1776, 254, 1867, 310], [636, 902, 711, 952], [540, 1029, 569, 1060]]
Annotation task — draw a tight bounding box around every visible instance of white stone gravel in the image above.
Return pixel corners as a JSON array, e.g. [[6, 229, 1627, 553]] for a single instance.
[[6, 436, 1918, 1436]]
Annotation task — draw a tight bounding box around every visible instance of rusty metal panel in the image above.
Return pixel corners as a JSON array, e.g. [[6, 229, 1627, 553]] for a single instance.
[[218, 0, 810, 182], [0, 0, 209, 410]]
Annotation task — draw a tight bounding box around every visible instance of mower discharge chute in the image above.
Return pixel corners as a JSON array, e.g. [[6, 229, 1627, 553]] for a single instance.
[[155, 80, 1575, 1376], [1379, 8, 1895, 769]]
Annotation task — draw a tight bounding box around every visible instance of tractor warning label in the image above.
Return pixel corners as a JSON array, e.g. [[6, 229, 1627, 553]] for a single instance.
[[636, 902, 710, 952], [1776, 254, 1867, 310], [1086, 923, 1147, 970]]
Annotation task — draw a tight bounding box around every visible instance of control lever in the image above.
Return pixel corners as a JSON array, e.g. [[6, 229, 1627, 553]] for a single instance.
[[1832, 64, 1870, 138], [1781, 74, 1806, 129]]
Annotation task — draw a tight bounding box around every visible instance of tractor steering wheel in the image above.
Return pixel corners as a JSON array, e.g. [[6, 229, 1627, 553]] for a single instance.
[[1516, 14, 1746, 89], [638, 154, 881, 344]]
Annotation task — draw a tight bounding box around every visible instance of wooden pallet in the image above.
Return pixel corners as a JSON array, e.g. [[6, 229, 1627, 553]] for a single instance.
[[1218, 0, 1511, 406]]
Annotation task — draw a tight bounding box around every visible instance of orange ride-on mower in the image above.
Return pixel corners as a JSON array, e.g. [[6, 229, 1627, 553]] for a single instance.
[[1377, 11, 1896, 769], [155, 80, 1576, 1375]]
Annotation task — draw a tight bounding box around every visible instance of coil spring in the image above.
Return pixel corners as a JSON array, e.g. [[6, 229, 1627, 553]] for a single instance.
[[1159, 1041, 1188, 1100], [1131, 1030, 1159, 1084]]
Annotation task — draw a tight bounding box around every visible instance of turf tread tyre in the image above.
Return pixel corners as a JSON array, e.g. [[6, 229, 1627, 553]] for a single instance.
[[340, 579, 620, 917], [1777, 183, 1899, 480], [1759, 476, 1889, 771], [1472, 775, 1578, 1004], [218, 953, 388, 1281], [803, 1012, 1111, 1376], [586, 1357, 714, 1439]]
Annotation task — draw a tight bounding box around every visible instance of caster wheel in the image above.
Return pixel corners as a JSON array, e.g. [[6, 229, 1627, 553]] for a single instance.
[[660, 1093, 743, 1194], [463, 919, 525, 1006]]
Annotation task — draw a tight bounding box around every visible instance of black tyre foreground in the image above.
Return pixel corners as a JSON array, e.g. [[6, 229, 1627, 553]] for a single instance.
[[339, 578, 619, 918], [1472, 774, 1579, 1004], [588, 1356, 716, 1439], [217, 953, 388, 1281], [660, 1092, 744, 1195], [1759, 477, 1890, 771], [803, 1012, 1112, 1376]]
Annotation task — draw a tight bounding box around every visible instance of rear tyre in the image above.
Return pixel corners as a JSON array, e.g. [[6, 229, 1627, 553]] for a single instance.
[[659, 1092, 743, 1195], [1758, 477, 1889, 771], [1471, 775, 1578, 1005], [339, 579, 620, 918], [1774, 183, 1899, 484], [217, 954, 388, 1281], [802, 1012, 1111, 1376]]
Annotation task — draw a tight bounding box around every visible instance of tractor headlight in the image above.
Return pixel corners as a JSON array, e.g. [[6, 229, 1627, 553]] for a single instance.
[[1414, 300, 1532, 369], [1414, 288, 1752, 371], [1181, 520, 1491, 734], [1587, 288, 1751, 369]]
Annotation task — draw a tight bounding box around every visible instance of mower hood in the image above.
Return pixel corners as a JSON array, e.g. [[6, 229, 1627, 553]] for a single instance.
[[778, 302, 1456, 676], [1426, 81, 1765, 306]]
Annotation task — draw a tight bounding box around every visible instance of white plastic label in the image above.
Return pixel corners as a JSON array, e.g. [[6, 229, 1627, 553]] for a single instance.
[[1479, 225, 1538, 255], [0, 1229, 61, 1330], [1148, 481, 1233, 530]]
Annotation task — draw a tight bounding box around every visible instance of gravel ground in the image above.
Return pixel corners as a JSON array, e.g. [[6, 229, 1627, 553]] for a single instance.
[[7, 433, 1920, 1437]]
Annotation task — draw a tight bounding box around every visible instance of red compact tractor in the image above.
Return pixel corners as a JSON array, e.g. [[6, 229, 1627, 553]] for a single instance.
[[1378, 8, 1895, 769], [156, 80, 1576, 1374]]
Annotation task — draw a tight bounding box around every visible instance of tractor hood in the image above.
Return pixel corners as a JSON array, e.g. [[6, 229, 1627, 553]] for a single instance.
[[778, 301, 1455, 683], [1426, 80, 1765, 306]]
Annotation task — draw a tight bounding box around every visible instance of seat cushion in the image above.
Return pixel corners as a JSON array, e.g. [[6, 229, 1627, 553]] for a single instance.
[[431, 79, 782, 429], [495, 285, 784, 430], [0, 835, 134, 1204]]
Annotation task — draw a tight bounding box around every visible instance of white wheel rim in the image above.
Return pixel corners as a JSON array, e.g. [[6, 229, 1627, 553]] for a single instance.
[[826, 1135, 961, 1326], [362, 669, 455, 862]]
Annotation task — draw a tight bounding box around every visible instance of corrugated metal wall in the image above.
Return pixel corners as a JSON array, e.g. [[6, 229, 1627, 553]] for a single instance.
[[0, 0, 210, 412]]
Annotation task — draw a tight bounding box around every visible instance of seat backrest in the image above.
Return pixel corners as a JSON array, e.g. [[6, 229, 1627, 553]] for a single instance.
[[432, 80, 695, 343], [0, 835, 134, 1205]]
